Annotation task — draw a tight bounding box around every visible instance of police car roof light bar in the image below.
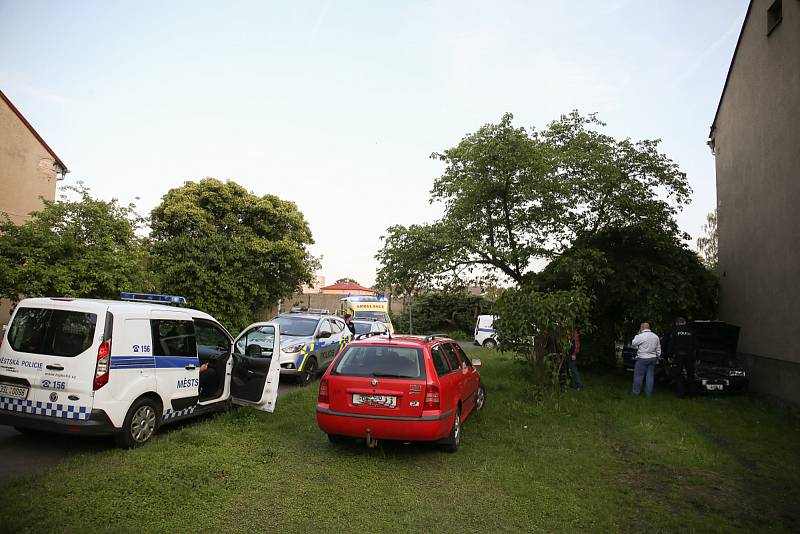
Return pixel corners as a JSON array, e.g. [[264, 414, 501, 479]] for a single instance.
[[119, 292, 187, 305], [289, 307, 330, 315]]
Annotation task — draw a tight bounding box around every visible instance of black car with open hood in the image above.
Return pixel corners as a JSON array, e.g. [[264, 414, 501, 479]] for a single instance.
[[620, 321, 747, 394], [691, 320, 747, 393]]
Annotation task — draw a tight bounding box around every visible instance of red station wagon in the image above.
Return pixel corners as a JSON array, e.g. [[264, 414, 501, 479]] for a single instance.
[[316, 335, 485, 452]]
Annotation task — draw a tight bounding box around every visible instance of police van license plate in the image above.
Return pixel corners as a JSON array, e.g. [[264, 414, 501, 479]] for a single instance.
[[0, 383, 29, 400], [352, 394, 397, 408], [706, 384, 723, 391]]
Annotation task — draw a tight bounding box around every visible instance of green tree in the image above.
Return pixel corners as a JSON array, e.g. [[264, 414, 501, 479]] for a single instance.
[[335, 277, 359, 285], [537, 223, 718, 365], [375, 223, 467, 308], [377, 111, 691, 286], [0, 184, 152, 302], [697, 209, 718, 271], [150, 178, 317, 332]]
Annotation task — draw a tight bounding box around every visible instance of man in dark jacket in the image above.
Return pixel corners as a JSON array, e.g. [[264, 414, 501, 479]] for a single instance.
[[665, 317, 697, 397], [343, 314, 356, 335]]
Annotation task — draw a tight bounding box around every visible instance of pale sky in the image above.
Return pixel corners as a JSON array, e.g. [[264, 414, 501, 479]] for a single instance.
[[0, 0, 748, 287]]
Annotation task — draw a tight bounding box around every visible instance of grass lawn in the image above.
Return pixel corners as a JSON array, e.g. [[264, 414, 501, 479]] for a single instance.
[[1, 348, 799, 533]]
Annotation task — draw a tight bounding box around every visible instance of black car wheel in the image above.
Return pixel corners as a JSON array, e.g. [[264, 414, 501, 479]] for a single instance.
[[298, 357, 318, 386], [483, 338, 497, 349]]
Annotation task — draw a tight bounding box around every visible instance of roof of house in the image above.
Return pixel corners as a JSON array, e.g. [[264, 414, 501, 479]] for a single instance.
[[320, 281, 375, 292], [709, 0, 754, 138], [0, 89, 68, 174]]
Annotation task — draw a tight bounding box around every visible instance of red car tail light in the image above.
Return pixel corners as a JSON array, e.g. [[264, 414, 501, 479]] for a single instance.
[[318, 378, 329, 403], [93, 339, 111, 390], [424, 384, 440, 410]]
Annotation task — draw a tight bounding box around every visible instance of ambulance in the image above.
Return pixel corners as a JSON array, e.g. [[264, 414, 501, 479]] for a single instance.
[[0, 293, 282, 448], [340, 295, 393, 333]]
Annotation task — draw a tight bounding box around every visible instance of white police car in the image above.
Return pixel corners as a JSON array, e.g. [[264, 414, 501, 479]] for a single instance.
[[0, 293, 282, 448], [270, 308, 352, 386], [473, 314, 498, 349], [351, 318, 388, 338]]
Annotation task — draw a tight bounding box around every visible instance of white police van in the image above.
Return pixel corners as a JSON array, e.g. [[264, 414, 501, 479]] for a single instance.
[[473, 315, 498, 348], [0, 294, 282, 447]]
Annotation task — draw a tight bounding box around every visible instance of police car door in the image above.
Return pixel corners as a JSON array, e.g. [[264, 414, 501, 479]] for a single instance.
[[230, 323, 281, 412], [318, 319, 341, 366], [150, 311, 200, 413]]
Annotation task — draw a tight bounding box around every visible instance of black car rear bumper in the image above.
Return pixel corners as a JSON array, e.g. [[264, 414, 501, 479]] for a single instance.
[[695, 376, 749, 393], [0, 408, 119, 436]]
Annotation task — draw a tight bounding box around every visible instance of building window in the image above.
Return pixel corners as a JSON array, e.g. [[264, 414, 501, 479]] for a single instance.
[[767, 0, 782, 35]]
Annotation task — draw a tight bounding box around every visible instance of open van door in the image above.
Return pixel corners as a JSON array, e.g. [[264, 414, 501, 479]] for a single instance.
[[230, 322, 281, 412]]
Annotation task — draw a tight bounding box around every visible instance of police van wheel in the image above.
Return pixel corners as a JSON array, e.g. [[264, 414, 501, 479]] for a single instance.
[[14, 426, 44, 435], [298, 357, 318, 387], [483, 339, 497, 349], [116, 398, 160, 449]]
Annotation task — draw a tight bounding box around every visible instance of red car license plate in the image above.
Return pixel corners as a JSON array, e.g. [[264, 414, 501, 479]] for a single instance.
[[352, 393, 397, 408]]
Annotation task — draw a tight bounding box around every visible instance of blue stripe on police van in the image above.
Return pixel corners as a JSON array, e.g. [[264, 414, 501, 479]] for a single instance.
[[109, 356, 199, 370], [0, 396, 90, 420], [478, 328, 496, 333]]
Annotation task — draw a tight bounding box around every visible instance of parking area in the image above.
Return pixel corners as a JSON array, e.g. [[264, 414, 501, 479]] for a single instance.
[[1, 349, 798, 532], [0, 380, 300, 482]]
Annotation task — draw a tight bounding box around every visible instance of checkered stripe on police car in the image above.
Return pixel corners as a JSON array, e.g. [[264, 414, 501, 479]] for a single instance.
[[161, 405, 196, 421], [0, 396, 90, 420]]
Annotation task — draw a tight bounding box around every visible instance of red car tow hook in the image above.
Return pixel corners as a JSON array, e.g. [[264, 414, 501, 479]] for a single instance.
[[366, 429, 379, 448]]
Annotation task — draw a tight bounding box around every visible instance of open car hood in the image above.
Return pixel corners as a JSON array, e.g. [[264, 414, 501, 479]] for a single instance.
[[691, 321, 740, 360]]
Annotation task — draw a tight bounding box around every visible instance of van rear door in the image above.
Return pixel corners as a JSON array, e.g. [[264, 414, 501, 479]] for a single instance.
[[0, 302, 103, 420]]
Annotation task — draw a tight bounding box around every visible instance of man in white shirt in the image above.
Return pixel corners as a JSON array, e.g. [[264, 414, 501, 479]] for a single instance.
[[631, 322, 661, 397]]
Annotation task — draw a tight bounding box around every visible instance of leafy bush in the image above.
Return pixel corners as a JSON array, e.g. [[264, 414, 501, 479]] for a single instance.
[[493, 285, 592, 390], [0, 184, 153, 302]]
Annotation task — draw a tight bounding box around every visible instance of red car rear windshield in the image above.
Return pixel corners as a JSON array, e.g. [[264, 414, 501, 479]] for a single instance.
[[332, 345, 425, 379]]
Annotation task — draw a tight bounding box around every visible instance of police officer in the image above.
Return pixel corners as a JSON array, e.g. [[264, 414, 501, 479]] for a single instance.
[[665, 317, 697, 398], [343, 313, 356, 335]]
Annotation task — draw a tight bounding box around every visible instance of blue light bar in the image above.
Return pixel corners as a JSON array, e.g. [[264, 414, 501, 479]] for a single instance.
[[341, 296, 386, 303], [119, 292, 187, 305]]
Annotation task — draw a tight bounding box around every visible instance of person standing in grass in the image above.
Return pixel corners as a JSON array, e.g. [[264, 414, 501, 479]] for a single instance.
[[562, 328, 584, 390], [665, 317, 697, 398], [631, 322, 661, 397]]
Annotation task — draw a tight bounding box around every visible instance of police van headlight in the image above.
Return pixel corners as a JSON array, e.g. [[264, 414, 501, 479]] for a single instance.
[[283, 344, 304, 354], [281, 362, 296, 369]]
